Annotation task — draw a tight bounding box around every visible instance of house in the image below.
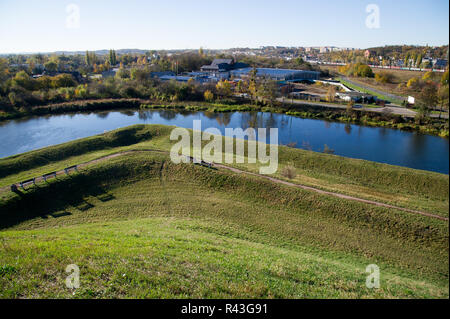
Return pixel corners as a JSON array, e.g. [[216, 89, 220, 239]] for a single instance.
[[433, 59, 448, 69], [201, 59, 234, 73]]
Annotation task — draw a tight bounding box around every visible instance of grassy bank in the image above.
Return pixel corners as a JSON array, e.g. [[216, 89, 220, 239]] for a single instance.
[[0, 145, 448, 298], [1, 125, 448, 216]]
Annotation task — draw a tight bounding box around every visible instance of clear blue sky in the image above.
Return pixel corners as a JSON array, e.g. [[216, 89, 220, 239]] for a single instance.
[[0, 0, 448, 53]]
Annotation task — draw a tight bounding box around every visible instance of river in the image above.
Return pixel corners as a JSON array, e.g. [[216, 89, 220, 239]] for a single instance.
[[0, 109, 448, 174]]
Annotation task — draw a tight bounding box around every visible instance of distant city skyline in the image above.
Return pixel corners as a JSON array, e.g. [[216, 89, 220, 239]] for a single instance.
[[0, 0, 448, 54]]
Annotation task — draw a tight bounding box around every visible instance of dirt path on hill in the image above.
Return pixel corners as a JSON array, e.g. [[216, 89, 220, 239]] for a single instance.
[[2, 149, 447, 222], [213, 163, 448, 221]]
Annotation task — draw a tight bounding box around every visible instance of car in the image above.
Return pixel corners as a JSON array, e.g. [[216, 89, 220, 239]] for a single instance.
[[353, 104, 363, 108]]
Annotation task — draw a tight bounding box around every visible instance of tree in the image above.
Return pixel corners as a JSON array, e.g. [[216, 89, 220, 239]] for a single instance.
[[0, 58, 8, 84], [85, 50, 91, 66], [130, 68, 149, 82], [115, 68, 130, 79], [346, 100, 354, 114], [416, 83, 438, 119], [12, 71, 35, 90], [406, 77, 419, 89], [339, 63, 374, 78], [109, 49, 117, 66], [215, 80, 232, 98], [404, 53, 410, 67], [204, 90, 214, 102], [51, 74, 76, 88], [44, 61, 58, 73], [441, 70, 449, 86], [375, 72, 395, 84], [295, 57, 305, 66], [415, 54, 423, 68], [437, 84, 449, 118], [422, 71, 434, 81], [325, 85, 336, 102], [258, 78, 278, 106]]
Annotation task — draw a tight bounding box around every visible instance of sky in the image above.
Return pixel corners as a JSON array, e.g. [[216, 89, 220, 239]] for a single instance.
[[0, 0, 448, 54]]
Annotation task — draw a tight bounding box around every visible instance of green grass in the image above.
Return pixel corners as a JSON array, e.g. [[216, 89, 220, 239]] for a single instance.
[[2, 124, 446, 216], [0, 125, 448, 298], [338, 78, 404, 105], [1, 217, 447, 298]]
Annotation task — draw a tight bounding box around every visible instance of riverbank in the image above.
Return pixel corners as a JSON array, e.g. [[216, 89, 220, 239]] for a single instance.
[[0, 125, 448, 298], [1, 98, 448, 137]]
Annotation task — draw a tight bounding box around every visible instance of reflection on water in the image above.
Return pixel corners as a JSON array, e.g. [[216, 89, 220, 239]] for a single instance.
[[0, 109, 448, 174]]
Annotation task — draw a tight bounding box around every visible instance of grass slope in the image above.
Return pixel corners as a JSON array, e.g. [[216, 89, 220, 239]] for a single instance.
[[0, 125, 448, 298], [1, 125, 447, 216]]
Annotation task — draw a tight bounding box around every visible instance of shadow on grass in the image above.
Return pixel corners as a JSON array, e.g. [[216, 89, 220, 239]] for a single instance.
[[0, 174, 113, 229]]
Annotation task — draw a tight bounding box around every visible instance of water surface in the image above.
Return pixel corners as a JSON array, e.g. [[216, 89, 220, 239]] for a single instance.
[[0, 109, 448, 174]]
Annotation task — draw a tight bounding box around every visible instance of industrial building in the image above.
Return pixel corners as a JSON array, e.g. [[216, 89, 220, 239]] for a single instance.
[[155, 58, 320, 84], [230, 67, 320, 82]]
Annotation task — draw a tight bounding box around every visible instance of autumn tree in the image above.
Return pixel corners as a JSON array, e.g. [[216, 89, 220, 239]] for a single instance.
[[44, 61, 58, 73], [215, 80, 232, 98], [416, 83, 438, 119], [441, 70, 449, 86], [325, 85, 336, 102], [204, 90, 214, 102], [407, 77, 419, 89], [258, 78, 278, 106], [437, 84, 449, 118]]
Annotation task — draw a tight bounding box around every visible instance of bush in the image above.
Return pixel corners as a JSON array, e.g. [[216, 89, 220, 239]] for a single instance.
[[339, 63, 374, 78], [281, 165, 297, 179], [375, 72, 396, 84]]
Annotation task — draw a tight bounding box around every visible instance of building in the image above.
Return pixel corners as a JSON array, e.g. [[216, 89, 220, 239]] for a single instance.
[[433, 59, 448, 69], [364, 50, 376, 59], [200, 59, 248, 73], [336, 91, 376, 103], [288, 92, 321, 101], [150, 71, 176, 78], [101, 67, 120, 78], [159, 75, 193, 82], [230, 67, 320, 82]]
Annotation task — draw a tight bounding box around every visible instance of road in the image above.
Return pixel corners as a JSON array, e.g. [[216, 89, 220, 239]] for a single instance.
[[277, 98, 448, 119]]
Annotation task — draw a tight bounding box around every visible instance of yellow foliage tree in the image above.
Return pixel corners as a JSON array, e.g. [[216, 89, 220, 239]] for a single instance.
[[204, 90, 214, 102]]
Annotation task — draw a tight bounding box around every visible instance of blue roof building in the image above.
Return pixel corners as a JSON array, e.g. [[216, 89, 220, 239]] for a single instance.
[[230, 67, 320, 81]]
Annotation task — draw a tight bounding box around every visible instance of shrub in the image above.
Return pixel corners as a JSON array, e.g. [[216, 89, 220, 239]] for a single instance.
[[281, 165, 297, 179]]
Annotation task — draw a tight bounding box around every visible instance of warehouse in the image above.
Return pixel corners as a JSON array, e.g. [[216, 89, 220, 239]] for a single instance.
[[230, 67, 320, 81]]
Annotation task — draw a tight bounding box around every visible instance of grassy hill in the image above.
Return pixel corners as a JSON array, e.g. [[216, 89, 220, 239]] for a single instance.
[[0, 125, 448, 298]]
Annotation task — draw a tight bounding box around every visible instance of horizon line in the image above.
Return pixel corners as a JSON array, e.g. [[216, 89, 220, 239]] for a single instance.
[[1, 43, 449, 56]]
